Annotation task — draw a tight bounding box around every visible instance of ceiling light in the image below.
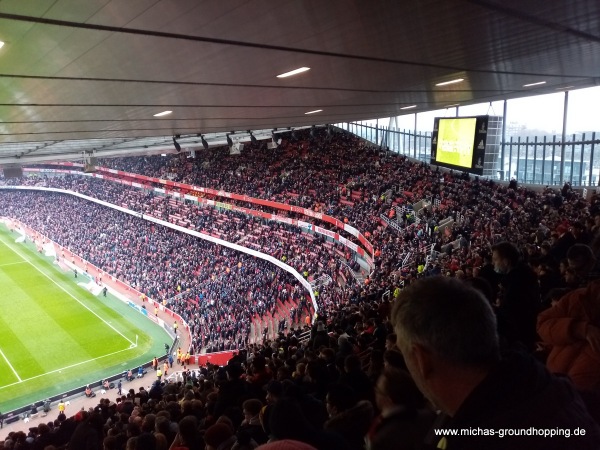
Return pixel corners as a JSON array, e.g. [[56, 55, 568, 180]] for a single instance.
[[435, 78, 464, 87], [277, 67, 310, 78], [400, 105, 417, 110], [523, 81, 546, 87], [305, 109, 322, 115], [153, 110, 172, 117]]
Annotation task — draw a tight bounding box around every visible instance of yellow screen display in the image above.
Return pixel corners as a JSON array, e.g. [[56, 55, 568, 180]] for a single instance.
[[435, 118, 476, 168]]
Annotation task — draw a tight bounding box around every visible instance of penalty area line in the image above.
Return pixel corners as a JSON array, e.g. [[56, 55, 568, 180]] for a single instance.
[[0, 344, 137, 391], [0, 347, 22, 382], [0, 261, 27, 267]]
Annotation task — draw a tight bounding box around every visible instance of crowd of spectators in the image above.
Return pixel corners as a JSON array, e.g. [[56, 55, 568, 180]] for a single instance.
[[96, 130, 599, 299], [0, 174, 357, 323], [2, 128, 600, 449], [0, 190, 308, 353]]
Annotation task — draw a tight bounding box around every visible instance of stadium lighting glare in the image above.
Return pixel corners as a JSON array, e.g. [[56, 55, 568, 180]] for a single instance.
[[400, 105, 417, 110], [523, 81, 546, 87], [277, 67, 310, 78], [0, 41, 4, 50], [153, 110, 172, 117], [436, 78, 464, 87], [304, 109, 322, 115]]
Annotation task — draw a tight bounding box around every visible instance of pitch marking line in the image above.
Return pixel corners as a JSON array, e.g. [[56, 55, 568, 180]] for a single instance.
[[0, 261, 27, 268], [0, 234, 136, 346], [0, 345, 135, 390], [0, 347, 22, 382]]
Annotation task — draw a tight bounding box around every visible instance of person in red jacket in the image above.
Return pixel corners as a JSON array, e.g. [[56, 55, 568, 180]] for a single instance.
[[537, 279, 600, 390]]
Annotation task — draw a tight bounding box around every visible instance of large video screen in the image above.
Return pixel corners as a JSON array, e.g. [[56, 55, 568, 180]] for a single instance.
[[431, 116, 488, 175], [435, 118, 476, 168]]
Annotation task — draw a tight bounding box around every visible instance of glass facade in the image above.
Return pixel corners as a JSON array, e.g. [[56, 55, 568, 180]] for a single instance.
[[337, 87, 600, 186]]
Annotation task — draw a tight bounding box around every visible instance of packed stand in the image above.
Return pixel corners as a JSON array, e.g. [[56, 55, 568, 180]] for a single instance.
[[0, 190, 309, 353], [2, 127, 600, 447], [0, 174, 350, 321], [95, 130, 596, 302]]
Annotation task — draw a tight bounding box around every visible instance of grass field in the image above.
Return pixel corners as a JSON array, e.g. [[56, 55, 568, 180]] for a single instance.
[[0, 224, 168, 412]]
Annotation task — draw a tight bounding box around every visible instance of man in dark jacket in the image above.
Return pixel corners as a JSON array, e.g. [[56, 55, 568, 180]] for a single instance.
[[214, 363, 248, 417], [391, 276, 600, 450], [312, 321, 330, 349], [492, 241, 540, 351]]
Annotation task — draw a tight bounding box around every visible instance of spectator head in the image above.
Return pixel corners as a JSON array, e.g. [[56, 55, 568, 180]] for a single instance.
[[375, 367, 425, 412], [265, 380, 283, 405], [318, 348, 335, 363], [154, 416, 171, 436], [385, 333, 397, 351], [243, 399, 263, 420], [204, 423, 234, 450], [216, 415, 236, 434], [491, 242, 521, 273], [125, 437, 137, 450], [103, 435, 118, 450], [174, 416, 203, 450], [135, 432, 156, 450], [567, 244, 596, 277], [126, 422, 141, 438], [256, 440, 317, 449], [154, 433, 168, 450], [276, 365, 292, 381], [540, 242, 551, 255], [391, 276, 499, 416], [294, 362, 306, 378], [383, 349, 406, 369]]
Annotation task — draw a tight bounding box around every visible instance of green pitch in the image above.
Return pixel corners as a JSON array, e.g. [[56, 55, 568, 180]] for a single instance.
[[0, 225, 168, 412]]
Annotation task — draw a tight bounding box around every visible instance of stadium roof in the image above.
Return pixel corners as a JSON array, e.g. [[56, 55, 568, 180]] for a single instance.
[[0, 0, 599, 164]]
